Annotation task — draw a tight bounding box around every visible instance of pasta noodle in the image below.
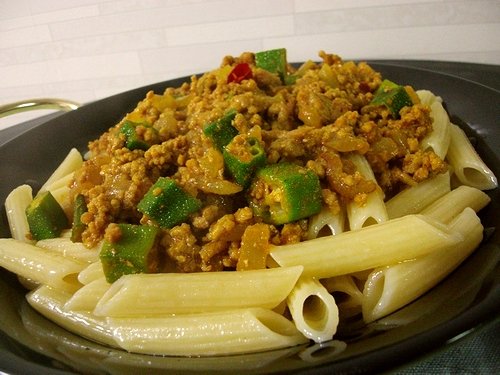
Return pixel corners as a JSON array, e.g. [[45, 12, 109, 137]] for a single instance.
[[446, 124, 497, 190], [420, 185, 490, 223], [27, 285, 116, 347], [94, 266, 303, 316], [270, 214, 463, 278], [362, 208, 483, 322], [345, 153, 388, 229], [307, 207, 345, 239], [420, 98, 451, 159], [64, 277, 110, 311], [385, 171, 450, 219], [4, 184, 32, 242], [321, 275, 364, 320], [287, 277, 339, 343], [36, 236, 100, 264], [0, 239, 85, 292], [77, 261, 105, 285], [108, 308, 308, 356], [38, 148, 83, 194]]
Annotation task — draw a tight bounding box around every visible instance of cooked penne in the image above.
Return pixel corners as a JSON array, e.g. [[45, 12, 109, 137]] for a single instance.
[[446, 124, 497, 190], [27, 285, 116, 347], [385, 172, 450, 219], [420, 100, 451, 159], [270, 214, 463, 279], [78, 261, 105, 285], [36, 237, 100, 264], [4, 184, 33, 242], [420, 185, 491, 223], [307, 207, 345, 239], [108, 308, 308, 356], [38, 148, 83, 194], [94, 266, 303, 317], [321, 275, 364, 319], [287, 277, 339, 343], [416, 89, 442, 106], [362, 208, 483, 322], [345, 153, 388, 229], [0, 239, 85, 292], [64, 277, 110, 311]]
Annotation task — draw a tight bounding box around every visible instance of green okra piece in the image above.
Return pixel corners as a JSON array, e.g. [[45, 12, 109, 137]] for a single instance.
[[137, 177, 202, 229], [371, 79, 413, 117], [255, 48, 288, 82], [248, 162, 322, 225], [223, 135, 267, 188], [119, 120, 159, 151], [100, 223, 160, 283], [203, 109, 239, 150], [26, 191, 69, 241], [70, 194, 87, 243]]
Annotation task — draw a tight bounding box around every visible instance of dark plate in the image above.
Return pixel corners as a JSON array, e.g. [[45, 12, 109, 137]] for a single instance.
[[0, 62, 499, 375]]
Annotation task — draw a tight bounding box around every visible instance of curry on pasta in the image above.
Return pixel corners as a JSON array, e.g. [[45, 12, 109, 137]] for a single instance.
[[0, 49, 496, 356]]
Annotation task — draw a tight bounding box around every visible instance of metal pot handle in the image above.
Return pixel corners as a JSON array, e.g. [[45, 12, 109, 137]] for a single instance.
[[0, 98, 81, 119]]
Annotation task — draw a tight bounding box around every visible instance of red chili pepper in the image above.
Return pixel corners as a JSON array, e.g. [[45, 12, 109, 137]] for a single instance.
[[227, 63, 253, 84]]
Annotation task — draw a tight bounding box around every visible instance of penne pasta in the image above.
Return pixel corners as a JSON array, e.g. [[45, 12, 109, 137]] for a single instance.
[[0, 239, 85, 292], [36, 237, 100, 264], [27, 285, 116, 347], [270, 214, 463, 279], [78, 261, 105, 285], [446, 124, 497, 190], [416, 89, 442, 106], [94, 266, 303, 317], [362, 208, 483, 322], [345, 153, 388, 229], [4, 184, 33, 242], [420, 185, 491, 223], [108, 308, 308, 356], [321, 275, 364, 319], [38, 148, 83, 194], [287, 277, 339, 343], [385, 171, 450, 219], [420, 100, 451, 159], [64, 277, 110, 311], [307, 207, 345, 239]]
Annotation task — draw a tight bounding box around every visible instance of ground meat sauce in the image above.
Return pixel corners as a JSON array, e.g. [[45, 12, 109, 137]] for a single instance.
[[70, 50, 447, 273]]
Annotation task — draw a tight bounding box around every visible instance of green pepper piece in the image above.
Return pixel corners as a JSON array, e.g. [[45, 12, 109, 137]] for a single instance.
[[223, 135, 267, 188], [100, 223, 159, 283], [26, 191, 69, 241], [71, 194, 87, 243], [137, 177, 202, 228], [248, 163, 322, 225], [203, 109, 239, 150], [370, 79, 413, 117], [120, 120, 159, 151], [255, 48, 288, 82]]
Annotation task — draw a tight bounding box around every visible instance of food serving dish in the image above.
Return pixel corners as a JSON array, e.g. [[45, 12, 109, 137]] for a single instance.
[[0, 61, 498, 374]]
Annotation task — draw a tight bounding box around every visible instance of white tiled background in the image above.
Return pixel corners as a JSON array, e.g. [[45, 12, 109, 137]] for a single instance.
[[1, 0, 499, 127]]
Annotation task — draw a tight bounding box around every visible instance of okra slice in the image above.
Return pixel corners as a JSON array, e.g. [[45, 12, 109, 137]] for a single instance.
[[223, 135, 267, 188], [137, 177, 202, 229], [71, 194, 87, 243], [255, 48, 288, 82], [26, 191, 69, 241], [371, 79, 414, 117], [119, 120, 159, 151], [248, 162, 322, 225], [203, 109, 239, 150], [100, 223, 159, 283]]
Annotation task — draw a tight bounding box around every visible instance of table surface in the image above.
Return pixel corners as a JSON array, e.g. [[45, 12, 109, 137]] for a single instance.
[[0, 60, 499, 375]]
